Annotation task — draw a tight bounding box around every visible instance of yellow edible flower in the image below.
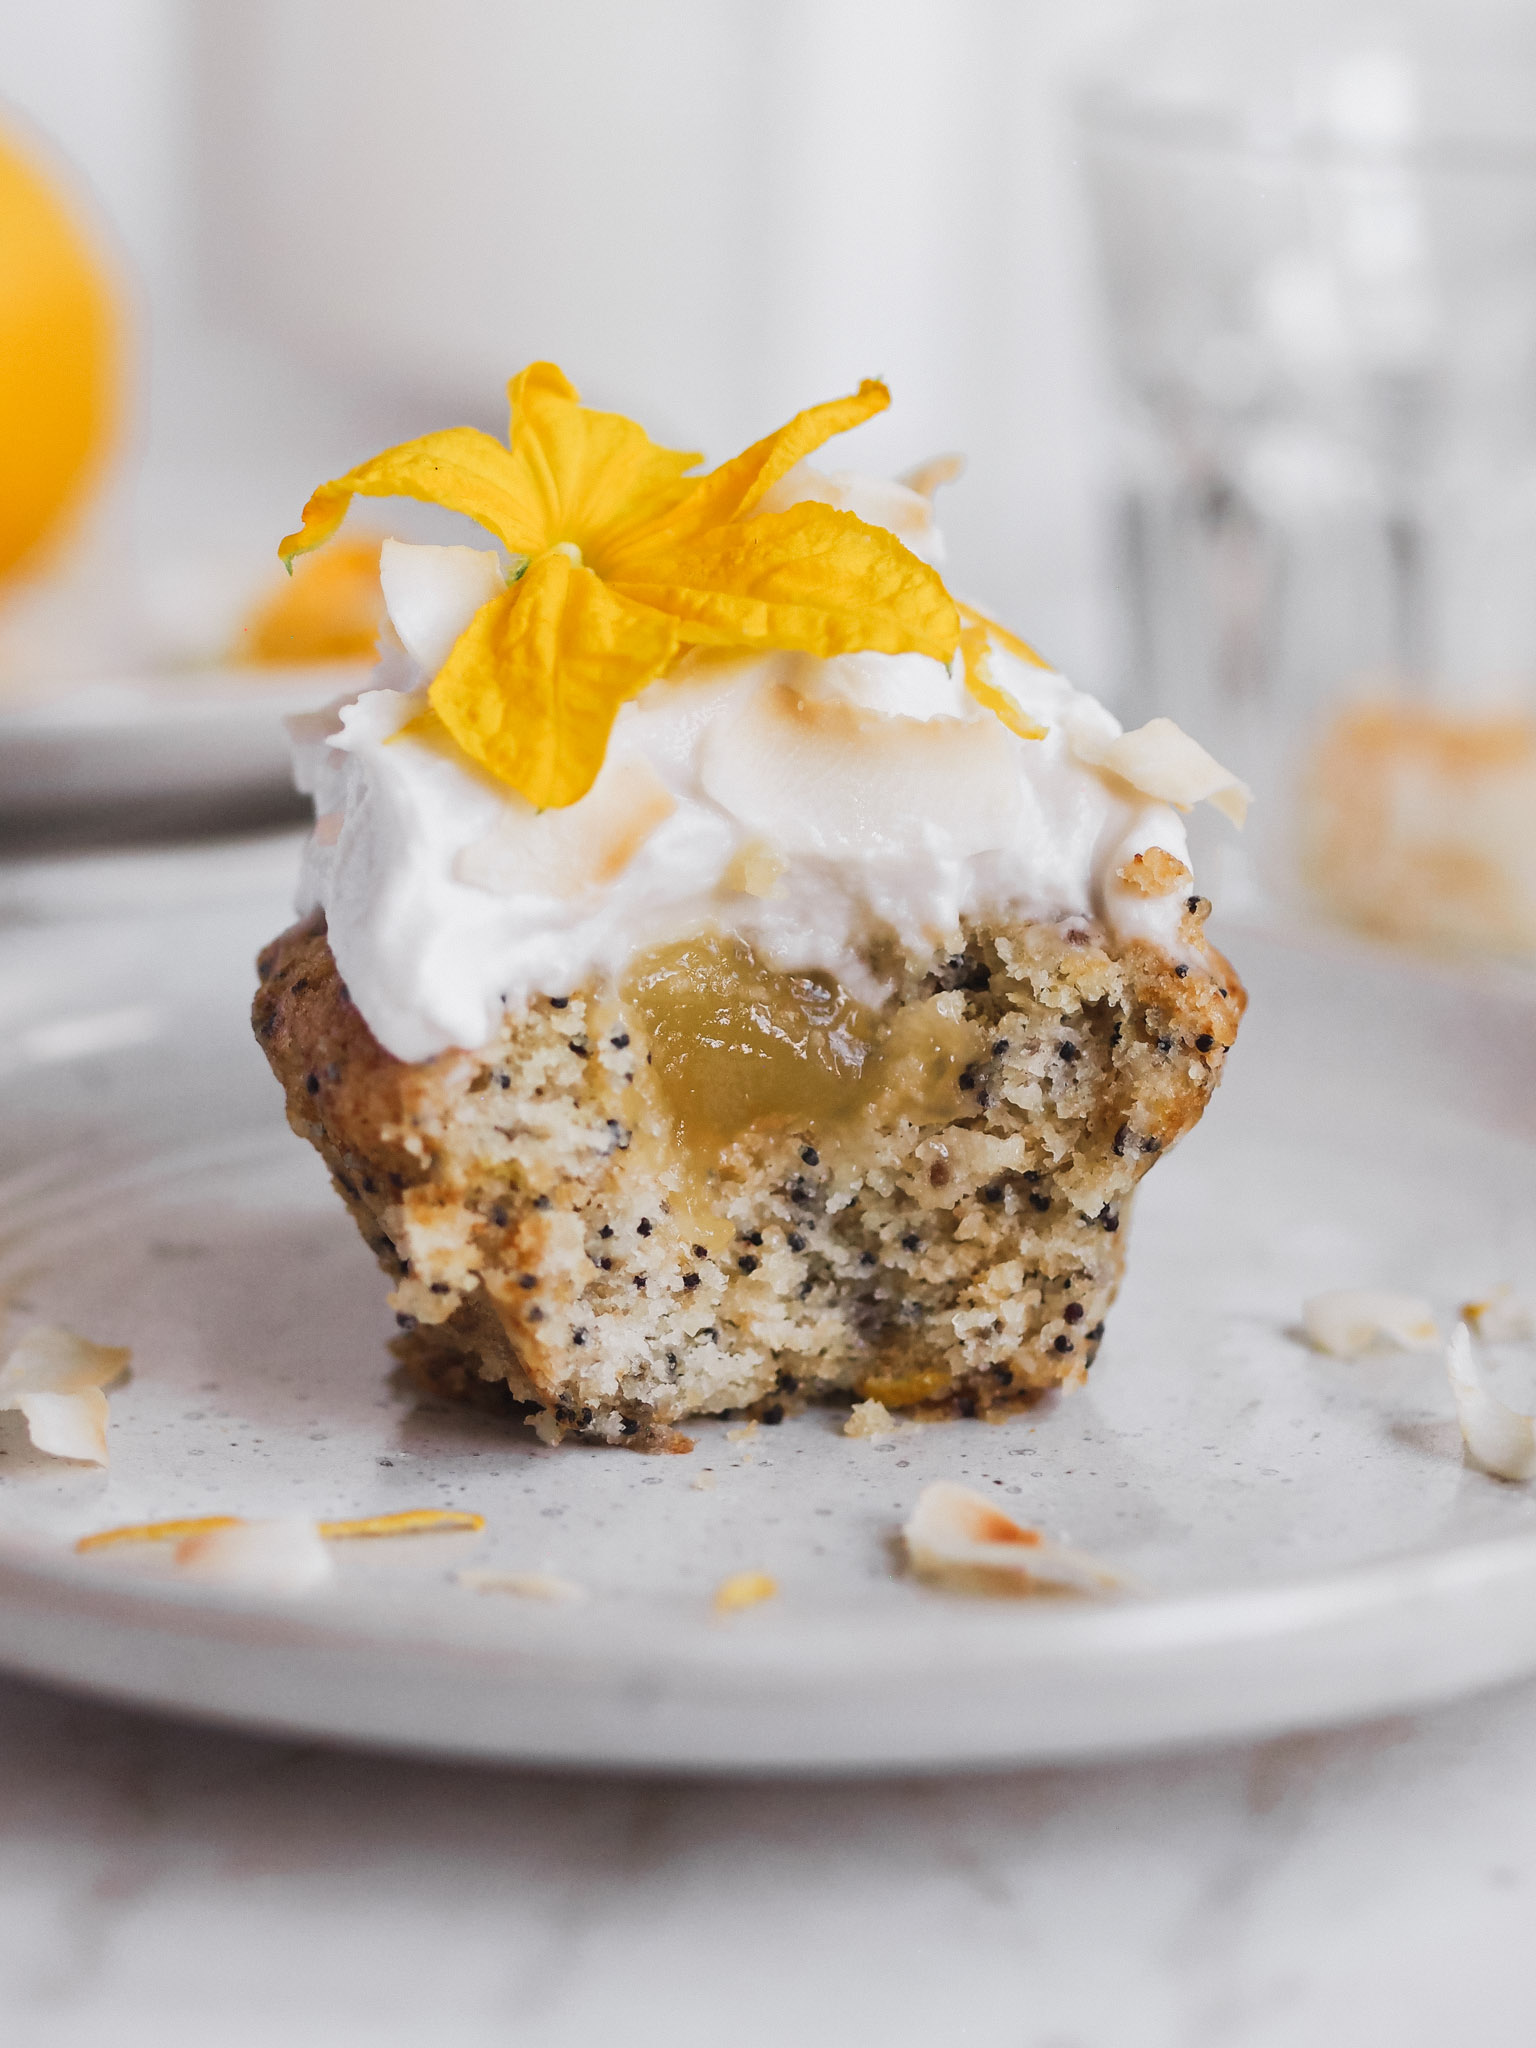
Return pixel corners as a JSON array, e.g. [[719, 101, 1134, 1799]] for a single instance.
[[281, 364, 962, 808]]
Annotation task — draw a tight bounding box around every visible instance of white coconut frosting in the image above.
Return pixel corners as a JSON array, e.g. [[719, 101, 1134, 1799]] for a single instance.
[[291, 470, 1231, 1063]]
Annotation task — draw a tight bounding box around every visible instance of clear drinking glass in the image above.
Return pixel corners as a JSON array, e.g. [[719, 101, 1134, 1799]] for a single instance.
[[1077, 0, 1536, 952]]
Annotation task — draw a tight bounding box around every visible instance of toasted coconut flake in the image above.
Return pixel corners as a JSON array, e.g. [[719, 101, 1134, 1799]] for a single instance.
[[456, 755, 676, 899], [903, 1481, 1127, 1597], [457, 1568, 586, 1601], [699, 680, 1018, 861], [318, 1508, 485, 1540], [173, 1518, 334, 1593], [1462, 1288, 1536, 1344], [1074, 715, 1251, 826], [714, 1570, 778, 1613], [379, 538, 506, 676], [844, 1398, 900, 1438], [0, 1326, 130, 1466], [726, 1419, 759, 1444], [1303, 1289, 1439, 1357], [1446, 1323, 1536, 1480], [900, 452, 966, 499]]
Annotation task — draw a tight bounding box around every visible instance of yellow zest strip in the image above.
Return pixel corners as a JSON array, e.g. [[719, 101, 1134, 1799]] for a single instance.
[[76, 1515, 240, 1554], [957, 620, 1048, 743], [957, 600, 1051, 670], [317, 1509, 485, 1540], [76, 1507, 484, 1554]]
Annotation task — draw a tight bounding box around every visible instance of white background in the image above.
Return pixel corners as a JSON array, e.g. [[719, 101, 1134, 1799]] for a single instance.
[[0, 0, 1154, 691]]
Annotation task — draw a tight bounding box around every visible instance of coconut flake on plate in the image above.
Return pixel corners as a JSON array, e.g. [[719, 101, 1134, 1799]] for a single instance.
[[457, 1568, 586, 1602], [1461, 1287, 1536, 1344], [1445, 1323, 1536, 1481], [903, 1481, 1128, 1598], [1302, 1289, 1440, 1358], [1071, 714, 1251, 826], [0, 1325, 131, 1464], [172, 1517, 335, 1593]]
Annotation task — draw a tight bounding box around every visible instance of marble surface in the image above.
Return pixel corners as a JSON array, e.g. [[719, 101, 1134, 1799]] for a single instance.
[[2, 1667, 1534, 2047], [7, 836, 1536, 2042]]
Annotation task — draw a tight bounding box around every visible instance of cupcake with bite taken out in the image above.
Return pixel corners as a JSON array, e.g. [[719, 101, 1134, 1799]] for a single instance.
[[253, 365, 1246, 1448]]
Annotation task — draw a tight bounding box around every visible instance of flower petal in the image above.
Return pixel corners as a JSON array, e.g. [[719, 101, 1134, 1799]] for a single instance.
[[279, 426, 545, 569], [505, 361, 701, 559], [609, 501, 960, 662], [428, 552, 680, 808], [600, 379, 890, 570], [15, 1387, 109, 1464], [756, 463, 947, 565]]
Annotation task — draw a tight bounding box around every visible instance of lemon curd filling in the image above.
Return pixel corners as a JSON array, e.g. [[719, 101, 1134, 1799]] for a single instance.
[[625, 932, 982, 1159]]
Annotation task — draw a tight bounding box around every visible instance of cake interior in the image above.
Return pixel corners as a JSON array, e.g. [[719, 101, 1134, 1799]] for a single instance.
[[254, 902, 1242, 1448]]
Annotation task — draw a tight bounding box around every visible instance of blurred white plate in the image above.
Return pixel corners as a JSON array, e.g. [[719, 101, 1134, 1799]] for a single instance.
[[1, 843, 1535, 1773], [0, 661, 366, 820]]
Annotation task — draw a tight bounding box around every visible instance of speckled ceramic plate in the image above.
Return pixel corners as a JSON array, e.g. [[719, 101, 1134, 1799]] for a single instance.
[[3, 837, 1536, 1773]]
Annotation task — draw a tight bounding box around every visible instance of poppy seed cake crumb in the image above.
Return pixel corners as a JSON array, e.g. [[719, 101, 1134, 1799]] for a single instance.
[[253, 907, 1242, 1448]]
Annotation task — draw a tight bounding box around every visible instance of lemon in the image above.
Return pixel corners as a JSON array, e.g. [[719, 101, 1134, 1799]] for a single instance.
[[0, 124, 120, 584]]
